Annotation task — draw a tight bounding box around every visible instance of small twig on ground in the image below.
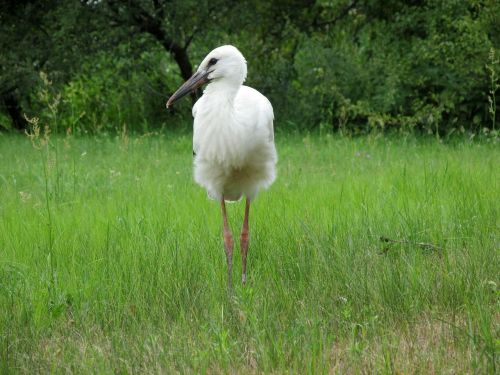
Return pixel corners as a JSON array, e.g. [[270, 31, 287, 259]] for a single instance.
[[379, 236, 443, 254]]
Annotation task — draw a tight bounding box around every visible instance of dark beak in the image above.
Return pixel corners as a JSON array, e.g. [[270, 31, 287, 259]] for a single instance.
[[166, 70, 210, 108]]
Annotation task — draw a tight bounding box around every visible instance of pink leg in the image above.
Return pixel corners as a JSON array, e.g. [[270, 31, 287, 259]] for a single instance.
[[221, 198, 233, 289], [240, 198, 250, 284]]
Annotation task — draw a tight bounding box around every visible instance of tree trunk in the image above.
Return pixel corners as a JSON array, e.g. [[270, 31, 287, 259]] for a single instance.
[[119, 0, 198, 102], [3, 91, 28, 131], [166, 43, 199, 102], [168, 44, 193, 82], [104, 0, 199, 103]]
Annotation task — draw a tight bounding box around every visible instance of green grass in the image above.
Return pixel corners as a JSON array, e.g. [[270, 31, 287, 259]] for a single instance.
[[0, 131, 498, 373]]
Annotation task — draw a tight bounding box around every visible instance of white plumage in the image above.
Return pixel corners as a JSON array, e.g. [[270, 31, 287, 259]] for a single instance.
[[167, 45, 277, 286], [192, 46, 277, 201], [193, 88, 276, 202]]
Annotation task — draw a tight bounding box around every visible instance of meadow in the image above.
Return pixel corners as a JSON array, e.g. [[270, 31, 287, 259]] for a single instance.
[[0, 131, 498, 373]]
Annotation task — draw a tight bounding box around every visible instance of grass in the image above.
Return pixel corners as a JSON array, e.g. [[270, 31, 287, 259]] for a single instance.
[[0, 130, 498, 373]]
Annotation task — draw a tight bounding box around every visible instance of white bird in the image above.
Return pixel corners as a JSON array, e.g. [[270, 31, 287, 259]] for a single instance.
[[167, 45, 277, 287]]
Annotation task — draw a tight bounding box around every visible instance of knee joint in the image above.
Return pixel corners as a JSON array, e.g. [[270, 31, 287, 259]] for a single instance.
[[240, 231, 249, 243]]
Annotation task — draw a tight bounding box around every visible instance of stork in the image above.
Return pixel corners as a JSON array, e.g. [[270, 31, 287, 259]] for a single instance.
[[166, 45, 277, 288]]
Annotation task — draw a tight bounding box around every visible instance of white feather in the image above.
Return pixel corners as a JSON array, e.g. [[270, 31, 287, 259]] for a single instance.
[[191, 46, 277, 201]]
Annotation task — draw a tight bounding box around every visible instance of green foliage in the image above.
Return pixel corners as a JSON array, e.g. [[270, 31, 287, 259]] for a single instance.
[[287, 1, 499, 133], [32, 42, 185, 134], [1, 0, 499, 133], [487, 47, 499, 130]]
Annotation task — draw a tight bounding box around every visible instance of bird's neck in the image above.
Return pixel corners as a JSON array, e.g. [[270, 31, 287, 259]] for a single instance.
[[203, 80, 241, 103]]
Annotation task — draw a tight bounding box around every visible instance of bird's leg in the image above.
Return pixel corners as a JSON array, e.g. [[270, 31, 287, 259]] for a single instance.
[[221, 198, 233, 289], [240, 198, 250, 284]]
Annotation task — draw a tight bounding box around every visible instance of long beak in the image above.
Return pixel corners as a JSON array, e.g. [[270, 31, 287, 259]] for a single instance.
[[166, 70, 209, 108]]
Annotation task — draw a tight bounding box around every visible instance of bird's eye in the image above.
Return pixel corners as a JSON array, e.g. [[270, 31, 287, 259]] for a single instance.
[[208, 58, 218, 66]]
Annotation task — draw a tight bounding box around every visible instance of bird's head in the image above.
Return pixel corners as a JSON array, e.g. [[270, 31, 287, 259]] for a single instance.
[[166, 45, 247, 108]]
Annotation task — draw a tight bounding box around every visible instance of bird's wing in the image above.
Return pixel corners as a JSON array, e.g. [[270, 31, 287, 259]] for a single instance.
[[192, 98, 202, 156], [238, 86, 275, 142], [193, 141, 199, 157], [259, 96, 274, 142], [192, 99, 200, 118]]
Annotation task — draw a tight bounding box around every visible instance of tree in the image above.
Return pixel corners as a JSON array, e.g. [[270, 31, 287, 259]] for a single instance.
[[0, 1, 50, 130], [96, 0, 235, 101], [0, 0, 111, 130]]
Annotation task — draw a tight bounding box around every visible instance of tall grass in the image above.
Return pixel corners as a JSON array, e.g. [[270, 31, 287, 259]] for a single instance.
[[0, 131, 498, 373]]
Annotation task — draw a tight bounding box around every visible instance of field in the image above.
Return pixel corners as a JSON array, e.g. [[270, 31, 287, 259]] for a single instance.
[[0, 131, 498, 373]]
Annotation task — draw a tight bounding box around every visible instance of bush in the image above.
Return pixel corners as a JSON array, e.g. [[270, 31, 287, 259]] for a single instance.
[[32, 43, 185, 134], [286, 1, 499, 133]]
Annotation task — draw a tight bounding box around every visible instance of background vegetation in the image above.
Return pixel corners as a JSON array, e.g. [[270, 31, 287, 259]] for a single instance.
[[1, 0, 499, 134]]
